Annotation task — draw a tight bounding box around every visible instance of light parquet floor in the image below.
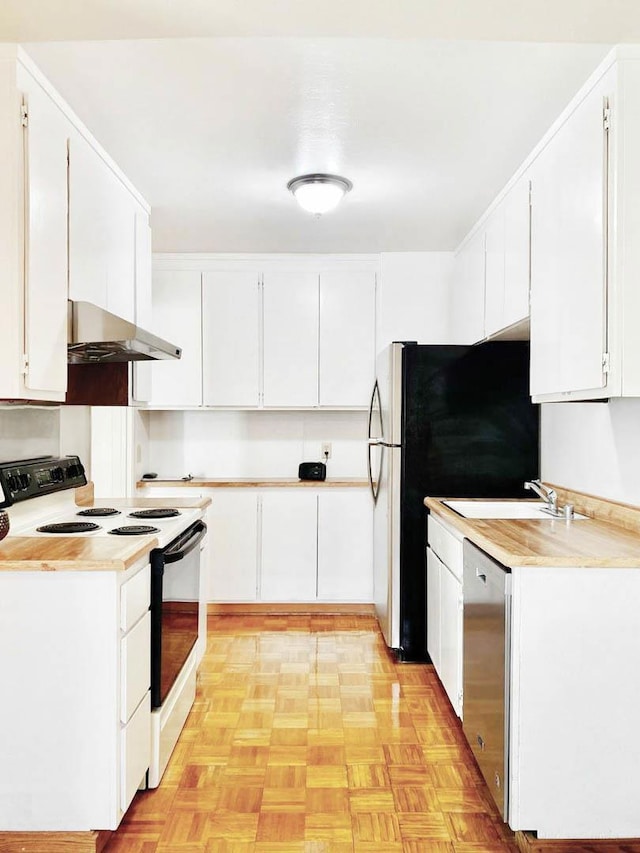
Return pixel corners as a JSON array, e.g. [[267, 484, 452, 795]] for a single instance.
[[102, 615, 590, 852]]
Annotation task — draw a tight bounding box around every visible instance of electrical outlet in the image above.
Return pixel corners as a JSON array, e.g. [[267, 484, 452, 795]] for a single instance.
[[321, 442, 332, 459]]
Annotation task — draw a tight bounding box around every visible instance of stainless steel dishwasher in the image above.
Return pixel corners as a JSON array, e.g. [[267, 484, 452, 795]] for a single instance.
[[462, 539, 512, 820]]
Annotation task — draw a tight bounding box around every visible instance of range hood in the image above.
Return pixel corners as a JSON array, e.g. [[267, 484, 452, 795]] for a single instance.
[[67, 301, 182, 363]]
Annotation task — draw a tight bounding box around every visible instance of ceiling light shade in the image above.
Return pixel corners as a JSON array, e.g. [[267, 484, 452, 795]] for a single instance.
[[287, 173, 353, 215]]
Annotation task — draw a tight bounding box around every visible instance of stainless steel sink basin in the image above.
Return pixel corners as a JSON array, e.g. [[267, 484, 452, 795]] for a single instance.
[[443, 500, 588, 520]]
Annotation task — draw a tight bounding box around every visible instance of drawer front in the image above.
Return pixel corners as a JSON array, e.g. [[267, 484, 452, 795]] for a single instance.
[[121, 564, 151, 633], [121, 691, 151, 813], [428, 514, 463, 581], [121, 611, 151, 724]]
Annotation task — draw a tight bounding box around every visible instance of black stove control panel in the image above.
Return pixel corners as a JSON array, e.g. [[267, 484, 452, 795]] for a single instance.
[[0, 456, 87, 508]]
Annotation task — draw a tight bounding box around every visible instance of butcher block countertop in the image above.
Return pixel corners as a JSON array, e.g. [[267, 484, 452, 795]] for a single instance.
[[425, 487, 640, 568], [0, 535, 159, 572], [0, 491, 211, 572], [136, 477, 369, 488]]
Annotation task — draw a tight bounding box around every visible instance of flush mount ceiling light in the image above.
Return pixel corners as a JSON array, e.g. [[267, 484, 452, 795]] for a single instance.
[[287, 173, 353, 215]]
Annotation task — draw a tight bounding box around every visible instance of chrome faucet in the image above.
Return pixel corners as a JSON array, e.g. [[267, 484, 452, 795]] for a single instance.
[[524, 479, 558, 514]]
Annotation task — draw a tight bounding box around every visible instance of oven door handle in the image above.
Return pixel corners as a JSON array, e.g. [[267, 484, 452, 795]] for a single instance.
[[163, 520, 207, 564]]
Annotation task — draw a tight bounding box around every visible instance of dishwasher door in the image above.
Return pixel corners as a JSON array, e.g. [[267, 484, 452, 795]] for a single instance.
[[462, 540, 511, 820]]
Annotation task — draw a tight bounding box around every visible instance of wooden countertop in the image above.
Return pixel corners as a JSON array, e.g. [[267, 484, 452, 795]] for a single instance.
[[136, 478, 369, 489], [0, 491, 210, 573], [0, 535, 158, 572], [425, 494, 640, 568]]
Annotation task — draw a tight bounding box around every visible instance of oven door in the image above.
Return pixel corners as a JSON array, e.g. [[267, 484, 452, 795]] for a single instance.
[[150, 520, 207, 708]]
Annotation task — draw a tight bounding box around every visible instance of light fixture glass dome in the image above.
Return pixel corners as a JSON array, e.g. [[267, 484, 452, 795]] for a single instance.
[[287, 173, 353, 215]]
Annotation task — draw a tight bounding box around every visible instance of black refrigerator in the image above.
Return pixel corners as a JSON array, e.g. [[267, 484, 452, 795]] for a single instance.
[[367, 341, 539, 662]]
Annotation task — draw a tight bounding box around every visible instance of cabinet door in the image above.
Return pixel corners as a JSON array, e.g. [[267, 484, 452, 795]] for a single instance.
[[451, 230, 485, 344], [426, 548, 442, 674], [530, 68, 614, 397], [149, 271, 202, 406], [260, 492, 317, 601], [263, 271, 319, 407], [317, 491, 373, 601], [202, 271, 261, 406], [68, 133, 136, 323], [207, 492, 258, 602], [484, 202, 506, 338], [132, 211, 153, 403], [440, 562, 463, 718], [503, 174, 531, 330], [18, 66, 68, 397], [319, 270, 376, 407]]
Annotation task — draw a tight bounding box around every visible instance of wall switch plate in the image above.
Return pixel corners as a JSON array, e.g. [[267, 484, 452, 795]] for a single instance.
[[321, 442, 332, 459]]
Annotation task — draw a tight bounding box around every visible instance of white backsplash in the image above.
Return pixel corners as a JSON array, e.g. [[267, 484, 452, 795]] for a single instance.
[[142, 409, 368, 479], [541, 399, 640, 506], [0, 406, 60, 463]]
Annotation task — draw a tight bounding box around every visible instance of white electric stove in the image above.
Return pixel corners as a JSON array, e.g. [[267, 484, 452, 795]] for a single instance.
[[1, 454, 207, 792]]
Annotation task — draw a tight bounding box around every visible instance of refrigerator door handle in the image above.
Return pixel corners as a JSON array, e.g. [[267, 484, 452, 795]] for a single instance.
[[367, 440, 381, 503]]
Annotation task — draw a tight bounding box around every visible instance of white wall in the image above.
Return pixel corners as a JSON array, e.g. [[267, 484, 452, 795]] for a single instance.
[[141, 410, 368, 480], [0, 406, 60, 461], [541, 400, 640, 506], [0, 404, 92, 475], [377, 252, 453, 351]]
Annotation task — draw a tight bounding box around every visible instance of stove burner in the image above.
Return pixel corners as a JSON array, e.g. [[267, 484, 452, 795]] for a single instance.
[[109, 525, 160, 536], [128, 508, 181, 519], [37, 522, 101, 534], [77, 508, 121, 517]]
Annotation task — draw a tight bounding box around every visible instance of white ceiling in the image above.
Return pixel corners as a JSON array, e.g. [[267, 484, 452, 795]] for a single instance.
[[14, 2, 621, 253]]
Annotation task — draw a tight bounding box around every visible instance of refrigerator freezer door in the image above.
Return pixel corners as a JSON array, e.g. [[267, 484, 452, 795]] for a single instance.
[[373, 442, 402, 649], [375, 343, 404, 448]]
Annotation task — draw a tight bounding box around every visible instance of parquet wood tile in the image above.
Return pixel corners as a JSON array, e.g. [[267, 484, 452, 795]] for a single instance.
[[104, 614, 547, 853]]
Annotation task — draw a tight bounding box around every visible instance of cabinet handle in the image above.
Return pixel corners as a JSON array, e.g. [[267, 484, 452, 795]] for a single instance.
[[476, 569, 487, 584]]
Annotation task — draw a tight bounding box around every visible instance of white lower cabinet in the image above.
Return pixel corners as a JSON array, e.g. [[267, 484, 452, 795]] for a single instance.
[[260, 491, 318, 600], [0, 561, 151, 831], [200, 488, 373, 604], [317, 490, 373, 601], [207, 491, 260, 602], [426, 548, 442, 673], [427, 514, 463, 717]]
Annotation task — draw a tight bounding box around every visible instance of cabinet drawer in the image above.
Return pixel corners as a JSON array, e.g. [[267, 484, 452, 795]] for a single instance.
[[427, 514, 463, 581], [121, 611, 151, 724], [120, 564, 150, 633], [121, 691, 151, 813]]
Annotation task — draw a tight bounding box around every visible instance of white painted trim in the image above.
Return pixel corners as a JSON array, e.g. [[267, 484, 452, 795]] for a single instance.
[[16, 46, 150, 213], [455, 45, 632, 256]]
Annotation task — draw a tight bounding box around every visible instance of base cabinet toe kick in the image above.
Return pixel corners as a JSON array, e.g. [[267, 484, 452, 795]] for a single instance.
[[454, 537, 640, 840]]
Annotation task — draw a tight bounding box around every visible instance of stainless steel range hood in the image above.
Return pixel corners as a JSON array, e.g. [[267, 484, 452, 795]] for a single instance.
[[67, 301, 182, 363]]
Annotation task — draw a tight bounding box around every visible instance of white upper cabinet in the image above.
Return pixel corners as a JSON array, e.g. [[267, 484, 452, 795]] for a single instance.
[[503, 174, 531, 330], [149, 271, 202, 406], [0, 50, 151, 404], [68, 134, 139, 324], [451, 230, 485, 344], [157, 258, 377, 410], [483, 200, 506, 338], [530, 67, 614, 400], [263, 270, 319, 407], [319, 270, 376, 407], [131, 213, 153, 403], [202, 270, 261, 406], [17, 64, 68, 399]]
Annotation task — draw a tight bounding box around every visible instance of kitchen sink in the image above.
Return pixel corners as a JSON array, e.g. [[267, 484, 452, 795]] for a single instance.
[[443, 500, 588, 520]]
